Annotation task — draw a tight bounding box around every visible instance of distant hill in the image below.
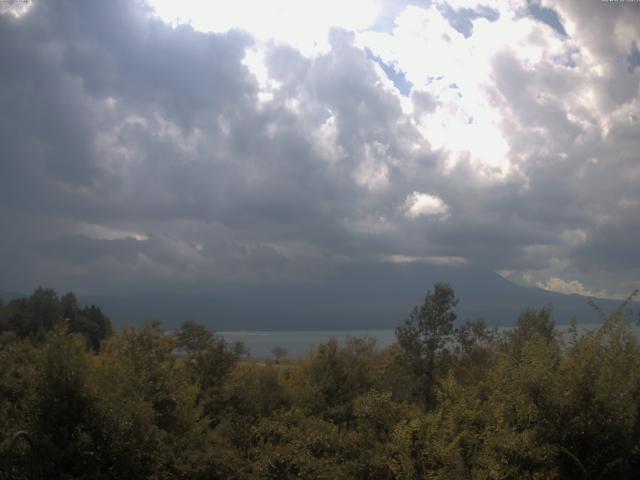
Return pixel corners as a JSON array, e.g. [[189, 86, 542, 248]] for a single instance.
[[0, 289, 27, 304], [65, 263, 638, 331], [2, 264, 636, 331]]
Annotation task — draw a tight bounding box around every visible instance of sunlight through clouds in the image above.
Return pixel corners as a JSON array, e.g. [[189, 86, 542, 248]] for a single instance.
[[148, 0, 381, 56], [358, 4, 517, 177]]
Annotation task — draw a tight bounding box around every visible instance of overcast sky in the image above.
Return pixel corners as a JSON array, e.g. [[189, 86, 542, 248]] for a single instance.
[[0, 0, 638, 299]]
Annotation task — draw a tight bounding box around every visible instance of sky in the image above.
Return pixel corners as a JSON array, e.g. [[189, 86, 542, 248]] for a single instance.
[[0, 0, 639, 299]]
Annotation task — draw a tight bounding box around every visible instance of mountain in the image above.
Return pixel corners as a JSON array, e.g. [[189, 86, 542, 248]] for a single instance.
[[0, 289, 27, 304], [66, 263, 637, 330]]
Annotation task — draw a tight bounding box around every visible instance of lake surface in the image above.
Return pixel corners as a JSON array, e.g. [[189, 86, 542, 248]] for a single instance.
[[220, 323, 638, 358], [219, 329, 397, 358]]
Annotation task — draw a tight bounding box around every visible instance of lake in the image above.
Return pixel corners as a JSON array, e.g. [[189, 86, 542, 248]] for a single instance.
[[219, 329, 397, 358], [219, 322, 638, 358]]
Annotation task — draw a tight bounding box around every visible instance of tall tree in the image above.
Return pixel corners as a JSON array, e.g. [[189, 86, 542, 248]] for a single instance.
[[509, 306, 555, 356], [396, 282, 458, 408], [175, 320, 215, 354]]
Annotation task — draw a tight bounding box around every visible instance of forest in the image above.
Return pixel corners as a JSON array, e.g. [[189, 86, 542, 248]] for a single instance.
[[1, 284, 640, 479]]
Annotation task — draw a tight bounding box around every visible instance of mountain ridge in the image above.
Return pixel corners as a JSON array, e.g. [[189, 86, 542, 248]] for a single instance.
[[2, 263, 636, 330]]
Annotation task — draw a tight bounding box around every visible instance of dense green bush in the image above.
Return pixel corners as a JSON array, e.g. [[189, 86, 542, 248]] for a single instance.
[[1, 285, 639, 479]]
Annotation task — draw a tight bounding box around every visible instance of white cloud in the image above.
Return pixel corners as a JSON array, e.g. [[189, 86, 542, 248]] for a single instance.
[[76, 223, 149, 242], [243, 47, 281, 105], [386, 254, 468, 266], [404, 192, 450, 219], [0, 0, 33, 18], [535, 276, 618, 300]]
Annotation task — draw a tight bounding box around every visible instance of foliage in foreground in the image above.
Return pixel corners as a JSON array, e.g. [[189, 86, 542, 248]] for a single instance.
[[1, 284, 640, 479]]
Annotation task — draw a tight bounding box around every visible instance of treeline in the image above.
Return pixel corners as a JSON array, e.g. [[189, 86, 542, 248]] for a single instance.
[[1, 284, 640, 479], [0, 287, 112, 350]]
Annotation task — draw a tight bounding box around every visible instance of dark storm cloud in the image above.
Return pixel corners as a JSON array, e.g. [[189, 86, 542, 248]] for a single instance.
[[0, 2, 410, 291], [0, 0, 253, 219], [0, 0, 638, 297]]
